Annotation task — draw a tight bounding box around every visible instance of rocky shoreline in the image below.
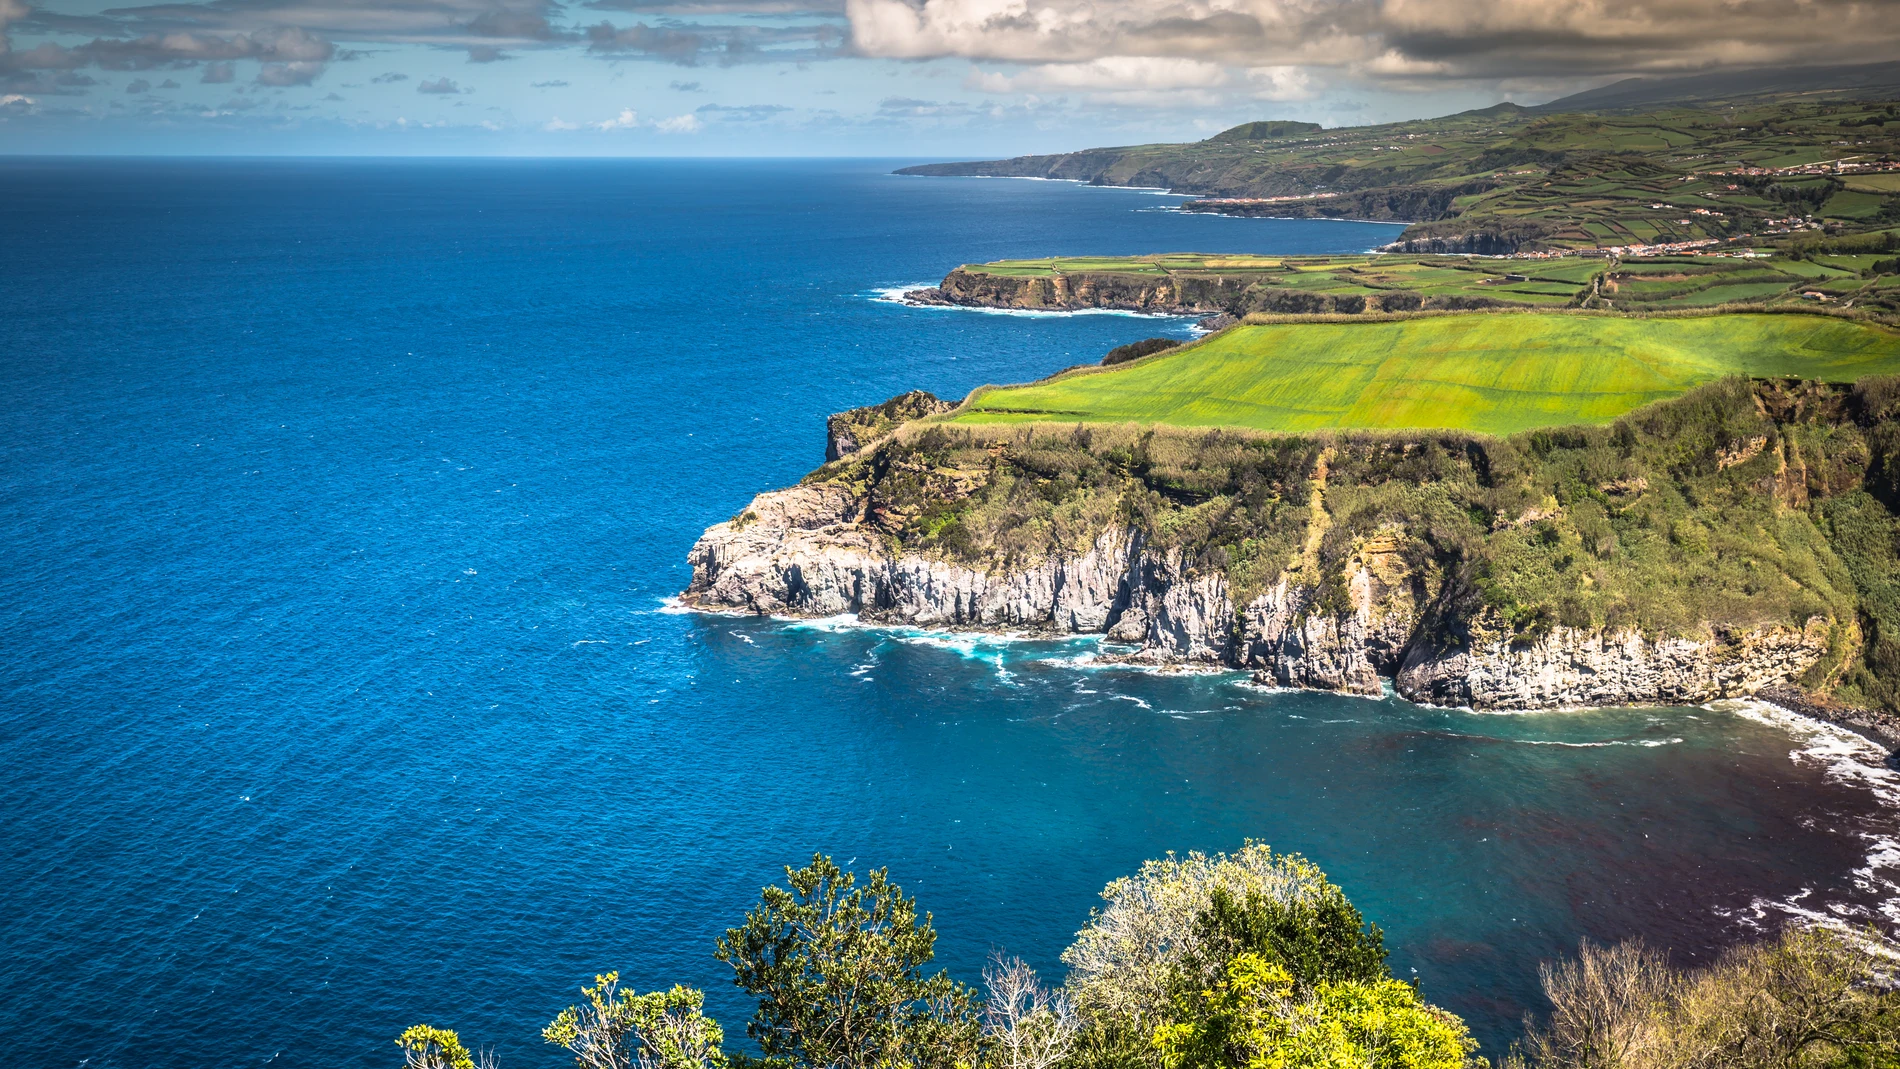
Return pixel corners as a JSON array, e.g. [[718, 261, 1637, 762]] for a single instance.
[[681, 480, 1898, 752], [901, 266, 1512, 318], [682, 373, 1900, 756]]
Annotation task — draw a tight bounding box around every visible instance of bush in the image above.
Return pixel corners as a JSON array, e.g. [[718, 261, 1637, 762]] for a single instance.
[[1154, 956, 1475, 1069], [714, 853, 981, 1069], [1104, 338, 1182, 366], [1514, 927, 1900, 1069], [544, 975, 726, 1069], [443, 847, 1477, 1069]]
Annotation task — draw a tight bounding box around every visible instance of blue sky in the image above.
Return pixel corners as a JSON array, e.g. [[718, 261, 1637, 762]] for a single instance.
[[3, 0, 1896, 156]]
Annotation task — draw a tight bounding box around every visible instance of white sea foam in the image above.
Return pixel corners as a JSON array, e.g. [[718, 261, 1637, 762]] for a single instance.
[[893, 174, 1185, 196], [1434, 728, 1684, 748], [1043, 651, 1236, 677], [1231, 677, 1389, 703], [867, 285, 1202, 321], [1717, 699, 1900, 927]]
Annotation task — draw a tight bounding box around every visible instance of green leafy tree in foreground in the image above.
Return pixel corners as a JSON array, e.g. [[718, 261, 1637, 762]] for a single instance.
[[396, 1025, 477, 1069], [543, 973, 727, 1069], [1187, 884, 1388, 993], [1154, 954, 1476, 1069], [714, 852, 983, 1069]]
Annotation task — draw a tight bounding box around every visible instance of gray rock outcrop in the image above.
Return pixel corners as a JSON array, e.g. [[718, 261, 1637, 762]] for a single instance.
[[682, 483, 1829, 710]]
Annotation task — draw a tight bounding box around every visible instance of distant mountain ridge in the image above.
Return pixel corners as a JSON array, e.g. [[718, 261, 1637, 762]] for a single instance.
[[896, 73, 1900, 254]]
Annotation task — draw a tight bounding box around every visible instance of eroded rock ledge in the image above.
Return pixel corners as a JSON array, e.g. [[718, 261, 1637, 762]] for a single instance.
[[684, 481, 1829, 711]]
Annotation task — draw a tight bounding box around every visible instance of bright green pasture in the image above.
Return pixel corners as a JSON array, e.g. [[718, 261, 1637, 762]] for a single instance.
[[955, 314, 1900, 437]]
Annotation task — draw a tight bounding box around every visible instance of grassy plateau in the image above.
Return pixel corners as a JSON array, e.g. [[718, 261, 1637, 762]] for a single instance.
[[955, 313, 1900, 437]]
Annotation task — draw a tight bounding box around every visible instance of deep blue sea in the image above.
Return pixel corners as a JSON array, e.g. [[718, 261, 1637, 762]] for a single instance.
[[3, 158, 1898, 1069]]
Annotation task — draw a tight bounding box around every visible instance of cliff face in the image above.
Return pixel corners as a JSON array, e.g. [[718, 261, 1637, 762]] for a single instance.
[[906, 269, 1242, 315], [905, 268, 1520, 317], [686, 480, 1832, 710], [681, 377, 1900, 721]]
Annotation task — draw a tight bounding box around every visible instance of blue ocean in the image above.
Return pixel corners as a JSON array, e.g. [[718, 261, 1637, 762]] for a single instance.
[[2, 157, 1896, 1068]]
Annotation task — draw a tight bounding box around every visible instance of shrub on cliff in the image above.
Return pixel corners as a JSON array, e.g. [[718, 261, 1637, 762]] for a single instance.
[[543, 974, 726, 1069], [1512, 927, 1900, 1069], [474, 846, 1477, 1069], [714, 853, 982, 1069], [396, 1025, 487, 1069], [1154, 957, 1475, 1069], [1061, 843, 1473, 1069], [1103, 338, 1181, 366]]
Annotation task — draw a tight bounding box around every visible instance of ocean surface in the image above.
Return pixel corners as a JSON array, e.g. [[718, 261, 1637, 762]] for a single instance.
[[2, 157, 1897, 1069]]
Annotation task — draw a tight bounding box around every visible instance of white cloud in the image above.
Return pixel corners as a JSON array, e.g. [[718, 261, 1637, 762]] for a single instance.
[[543, 115, 579, 130], [968, 56, 1229, 94], [1358, 50, 1450, 78], [594, 107, 639, 128], [845, 0, 1900, 81], [1245, 65, 1310, 100], [654, 112, 702, 133]]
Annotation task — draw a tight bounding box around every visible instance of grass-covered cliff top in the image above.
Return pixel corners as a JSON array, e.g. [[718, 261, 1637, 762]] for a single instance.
[[955, 313, 1900, 437], [949, 250, 1900, 313]]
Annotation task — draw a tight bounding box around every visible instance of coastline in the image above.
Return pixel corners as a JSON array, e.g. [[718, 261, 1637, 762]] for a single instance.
[[672, 597, 1900, 757]]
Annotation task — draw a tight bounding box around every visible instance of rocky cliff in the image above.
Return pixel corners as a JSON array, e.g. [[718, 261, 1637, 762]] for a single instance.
[[687, 475, 1834, 711], [903, 267, 1522, 317], [684, 377, 1900, 728], [825, 391, 953, 461]]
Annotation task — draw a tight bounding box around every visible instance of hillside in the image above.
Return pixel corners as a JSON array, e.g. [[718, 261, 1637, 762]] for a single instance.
[[897, 99, 1900, 254], [955, 314, 1900, 436]]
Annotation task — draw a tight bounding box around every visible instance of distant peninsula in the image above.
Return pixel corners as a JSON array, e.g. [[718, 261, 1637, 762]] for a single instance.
[[898, 92, 1900, 256]]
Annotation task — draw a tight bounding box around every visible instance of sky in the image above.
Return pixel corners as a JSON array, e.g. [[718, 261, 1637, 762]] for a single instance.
[[3, 0, 1899, 156]]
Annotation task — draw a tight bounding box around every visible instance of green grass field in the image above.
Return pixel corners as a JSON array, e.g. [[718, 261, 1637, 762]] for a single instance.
[[955, 313, 1900, 437]]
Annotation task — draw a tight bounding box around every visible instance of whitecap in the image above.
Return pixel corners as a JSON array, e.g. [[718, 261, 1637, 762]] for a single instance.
[[1716, 699, 1900, 926], [868, 288, 1203, 322]]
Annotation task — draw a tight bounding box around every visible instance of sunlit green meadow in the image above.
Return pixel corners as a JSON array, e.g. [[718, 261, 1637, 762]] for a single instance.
[[954, 313, 1900, 437]]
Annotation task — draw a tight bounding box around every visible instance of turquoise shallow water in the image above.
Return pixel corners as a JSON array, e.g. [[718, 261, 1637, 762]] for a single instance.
[[1, 157, 1896, 1068]]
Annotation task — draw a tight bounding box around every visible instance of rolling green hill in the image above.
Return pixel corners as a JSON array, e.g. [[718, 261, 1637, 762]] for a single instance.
[[898, 97, 1900, 255], [955, 313, 1900, 437]]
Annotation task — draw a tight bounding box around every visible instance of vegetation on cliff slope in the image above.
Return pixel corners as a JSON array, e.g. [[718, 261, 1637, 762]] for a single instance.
[[1510, 929, 1900, 1069], [814, 375, 1900, 711], [934, 250, 1900, 317], [958, 315, 1900, 437]]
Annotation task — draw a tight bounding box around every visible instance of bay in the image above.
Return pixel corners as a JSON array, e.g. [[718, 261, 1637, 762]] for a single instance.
[[0, 157, 1894, 1068]]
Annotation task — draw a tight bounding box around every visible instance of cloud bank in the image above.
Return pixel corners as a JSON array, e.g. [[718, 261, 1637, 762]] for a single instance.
[[845, 0, 1900, 82]]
